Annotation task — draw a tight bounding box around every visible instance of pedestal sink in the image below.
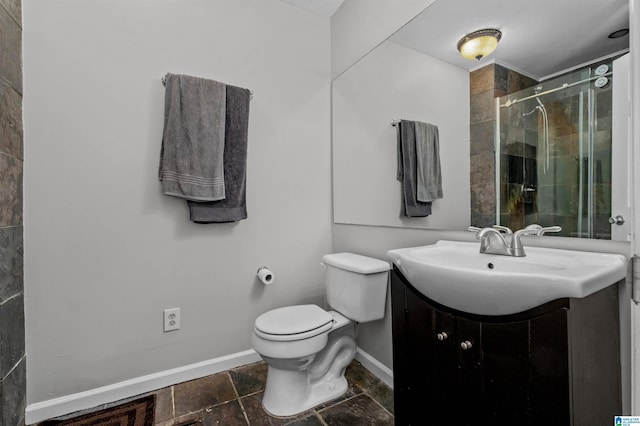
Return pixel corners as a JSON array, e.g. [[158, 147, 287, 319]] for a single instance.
[[386, 240, 627, 315]]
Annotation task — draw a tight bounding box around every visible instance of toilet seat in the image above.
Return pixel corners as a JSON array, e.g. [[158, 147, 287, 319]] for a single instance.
[[254, 304, 334, 342]]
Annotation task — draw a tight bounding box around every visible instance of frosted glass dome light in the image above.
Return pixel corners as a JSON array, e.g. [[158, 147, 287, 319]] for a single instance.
[[457, 29, 502, 60]]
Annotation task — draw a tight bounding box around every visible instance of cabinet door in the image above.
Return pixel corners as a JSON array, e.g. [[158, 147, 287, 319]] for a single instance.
[[391, 274, 437, 425], [529, 308, 570, 424], [432, 311, 483, 425], [390, 274, 410, 425], [432, 309, 457, 424], [482, 320, 533, 424], [454, 316, 483, 425]]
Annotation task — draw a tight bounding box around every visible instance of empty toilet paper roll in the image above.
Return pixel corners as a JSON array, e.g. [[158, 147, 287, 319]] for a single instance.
[[257, 267, 274, 285]]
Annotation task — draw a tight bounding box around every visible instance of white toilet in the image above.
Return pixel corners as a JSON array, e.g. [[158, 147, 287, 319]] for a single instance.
[[251, 252, 390, 417]]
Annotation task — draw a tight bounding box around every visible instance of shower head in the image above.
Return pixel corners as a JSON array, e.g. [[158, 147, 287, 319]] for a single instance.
[[532, 86, 546, 108]]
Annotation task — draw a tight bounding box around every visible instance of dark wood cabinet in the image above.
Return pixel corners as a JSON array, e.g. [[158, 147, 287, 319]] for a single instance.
[[391, 266, 621, 426]]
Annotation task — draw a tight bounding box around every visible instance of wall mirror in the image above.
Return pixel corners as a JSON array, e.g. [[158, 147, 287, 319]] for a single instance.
[[331, 0, 630, 237]]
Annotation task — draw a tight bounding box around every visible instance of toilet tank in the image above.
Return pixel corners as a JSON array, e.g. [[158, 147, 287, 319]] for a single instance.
[[322, 253, 390, 322]]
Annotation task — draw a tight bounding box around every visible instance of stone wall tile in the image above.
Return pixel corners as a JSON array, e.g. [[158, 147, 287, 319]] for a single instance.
[[508, 69, 537, 94], [0, 0, 23, 421], [0, 0, 20, 26], [0, 293, 24, 378], [0, 152, 22, 226], [470, 90, 496, 124], [470, 121, 494, 155], [494, 63, 509, 93], [470, 181, 495, 216], [470, 152, 494, 186], [0, 79, 23, 159], [1, 355, 25, 426], [470, 64, 494, 96], [0, 5, 22, 94], [471, 213, 495, 228], [0, 225, 22, 303]]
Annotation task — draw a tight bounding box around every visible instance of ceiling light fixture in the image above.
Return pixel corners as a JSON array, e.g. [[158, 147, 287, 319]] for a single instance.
[[608, 28, 629, 39], [457, 29, 502, 61]]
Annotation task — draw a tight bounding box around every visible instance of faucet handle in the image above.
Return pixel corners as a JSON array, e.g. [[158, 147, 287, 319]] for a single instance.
[[509, 227, 541, 257], [467, 226, 482, 233], [536, 226, 562, 236], [493, 225, 513, 234], [524, 224, 543, 231]]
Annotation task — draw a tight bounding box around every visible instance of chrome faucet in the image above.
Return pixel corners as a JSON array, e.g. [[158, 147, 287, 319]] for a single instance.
[[476, 227, 511, 255], [471, 224, 562, 257]]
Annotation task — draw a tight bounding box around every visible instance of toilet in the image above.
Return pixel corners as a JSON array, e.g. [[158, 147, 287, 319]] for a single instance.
[[251, 252, 390, 417]]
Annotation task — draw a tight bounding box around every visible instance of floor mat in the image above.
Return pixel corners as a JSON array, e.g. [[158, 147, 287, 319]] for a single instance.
[[41, 395, 155, 426]]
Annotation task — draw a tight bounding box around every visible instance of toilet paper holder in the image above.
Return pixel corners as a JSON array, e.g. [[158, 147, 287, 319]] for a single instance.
[[257, 266, 274, 285]]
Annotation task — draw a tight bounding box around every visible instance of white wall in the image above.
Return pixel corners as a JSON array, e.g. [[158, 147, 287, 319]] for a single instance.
[[330, 0, 435, 78], [332, 40, 470, 228], [23, 0, 331, 404]]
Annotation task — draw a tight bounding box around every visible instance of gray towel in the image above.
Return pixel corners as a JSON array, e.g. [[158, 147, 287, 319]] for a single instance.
[[159, 73, 226, 201], [397, 120, 432, 217], [414, 121, 443, 202], [188, 84, 250, 223]]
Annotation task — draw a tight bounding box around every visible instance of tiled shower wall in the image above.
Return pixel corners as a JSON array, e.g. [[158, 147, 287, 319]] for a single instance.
[[0, 0, 25, 424], [470, 63, 537, 228]]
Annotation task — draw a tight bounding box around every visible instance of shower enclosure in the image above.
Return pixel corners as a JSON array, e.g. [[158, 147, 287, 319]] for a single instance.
[[496, 61, 614, 239]]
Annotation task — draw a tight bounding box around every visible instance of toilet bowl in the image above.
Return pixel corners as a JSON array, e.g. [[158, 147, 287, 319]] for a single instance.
[[251, 253, 390, 417], [252, 306, 356, 416]]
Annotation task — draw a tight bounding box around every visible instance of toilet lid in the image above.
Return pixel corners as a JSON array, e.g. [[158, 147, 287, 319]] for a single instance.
[[254, 304, 333, 337]]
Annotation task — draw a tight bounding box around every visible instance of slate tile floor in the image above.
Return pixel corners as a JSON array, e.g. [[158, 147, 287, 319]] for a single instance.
[[154, 360, 394, 426]]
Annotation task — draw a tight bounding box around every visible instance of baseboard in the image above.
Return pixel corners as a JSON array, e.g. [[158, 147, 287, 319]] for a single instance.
[[354, 347, 394, 389], [25, 349, 261, 425], [26, 346, 394, 424]]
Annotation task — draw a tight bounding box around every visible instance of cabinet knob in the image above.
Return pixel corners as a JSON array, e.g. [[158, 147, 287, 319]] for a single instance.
[[460, 340, 473, 350], [437, 332, 448, 341]]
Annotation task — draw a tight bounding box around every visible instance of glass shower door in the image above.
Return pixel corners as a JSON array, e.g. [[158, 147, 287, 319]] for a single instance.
[[496, 61, 613, 239]]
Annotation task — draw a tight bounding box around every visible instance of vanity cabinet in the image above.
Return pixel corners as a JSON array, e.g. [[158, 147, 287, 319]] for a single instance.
[[391, 267, 621, 426]]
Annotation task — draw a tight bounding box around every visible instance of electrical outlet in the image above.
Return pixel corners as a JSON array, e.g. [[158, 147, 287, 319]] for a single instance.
[[163, 308, 180, 332]]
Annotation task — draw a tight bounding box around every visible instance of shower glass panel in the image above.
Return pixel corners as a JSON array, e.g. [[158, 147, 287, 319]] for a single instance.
[[496, 62, 613, 239]]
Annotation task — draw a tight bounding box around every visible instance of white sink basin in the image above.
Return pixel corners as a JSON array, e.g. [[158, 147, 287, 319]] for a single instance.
[[386, 240, 628, 316]]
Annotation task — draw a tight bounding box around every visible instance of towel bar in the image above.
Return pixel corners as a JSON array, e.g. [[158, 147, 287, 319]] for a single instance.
[[161, 74, 253, 99]]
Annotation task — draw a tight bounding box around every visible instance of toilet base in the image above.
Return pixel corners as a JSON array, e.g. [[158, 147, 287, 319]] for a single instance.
[[262, 367, 349, 417], [261, 321, 357, 417]]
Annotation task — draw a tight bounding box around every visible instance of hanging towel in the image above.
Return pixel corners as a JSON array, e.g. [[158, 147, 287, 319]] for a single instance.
[[414, 121, 443, 202], [159, 73, 227, 201], [397, 120, 432, 217], [187, 84, 251, 223]]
